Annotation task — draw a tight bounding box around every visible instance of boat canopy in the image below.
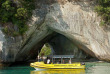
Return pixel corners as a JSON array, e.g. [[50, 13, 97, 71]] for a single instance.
[[47, 55, 74, 64], [49, 55, 74, 58]]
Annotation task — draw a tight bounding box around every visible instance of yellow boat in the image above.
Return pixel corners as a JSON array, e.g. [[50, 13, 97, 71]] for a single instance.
[[30, 55, 85, 70], [30, 62, 85, 70]]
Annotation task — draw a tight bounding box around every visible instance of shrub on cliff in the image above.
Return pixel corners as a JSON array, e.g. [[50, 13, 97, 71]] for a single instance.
[[95, 0, 110, 25], [0, 0, 16, 23], [0, 0, 35, 35]]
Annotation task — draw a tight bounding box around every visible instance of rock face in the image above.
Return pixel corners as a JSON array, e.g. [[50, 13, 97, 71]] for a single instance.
[[45, 0, 110, 61], [0, 26, 23, 62], [0, 27, 5, 61], [0, 0, 110, 62]]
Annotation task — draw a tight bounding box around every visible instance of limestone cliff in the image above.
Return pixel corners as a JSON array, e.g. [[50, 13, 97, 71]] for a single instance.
[[0, 0, 110, 62]]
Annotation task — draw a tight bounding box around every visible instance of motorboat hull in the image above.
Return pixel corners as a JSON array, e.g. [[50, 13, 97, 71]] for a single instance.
[[30, 62, 85, 70]]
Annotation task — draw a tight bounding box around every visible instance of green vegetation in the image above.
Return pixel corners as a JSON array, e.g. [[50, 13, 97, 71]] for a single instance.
[[95, 0, 110, 25], [2, 26, 8, 34], [39, 43, 52, 57], [0, 0, 35, 35]]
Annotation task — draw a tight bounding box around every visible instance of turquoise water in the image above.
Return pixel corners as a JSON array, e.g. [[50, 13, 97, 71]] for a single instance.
[[0, 62, 110, 74], [0, 65, 34, 74]]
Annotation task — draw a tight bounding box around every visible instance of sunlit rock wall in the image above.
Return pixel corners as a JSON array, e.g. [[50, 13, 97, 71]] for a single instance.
[[45, 0, 110, 61]]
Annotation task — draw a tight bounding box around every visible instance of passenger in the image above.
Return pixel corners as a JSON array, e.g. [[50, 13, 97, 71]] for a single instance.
[[44, 59, 47, 64], [57, 59, 61, 64], [37, 55, 40, 61], [47, 58, 50, 64], [62, 59, 65, 64], [69, 60, 71, 64], [39, 57, 43, 62], [53, 60, 55, 64]]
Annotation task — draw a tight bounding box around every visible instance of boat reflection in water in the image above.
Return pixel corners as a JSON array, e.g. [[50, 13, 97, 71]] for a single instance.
[[31, 69, 85, 74]]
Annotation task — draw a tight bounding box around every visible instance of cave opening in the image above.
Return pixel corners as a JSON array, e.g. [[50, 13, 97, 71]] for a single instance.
[[37, 33, 94, 62]]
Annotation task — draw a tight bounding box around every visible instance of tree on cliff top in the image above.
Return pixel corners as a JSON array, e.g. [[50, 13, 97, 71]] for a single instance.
[[95, 0, 110, 25], [0, 0, 35, 36]]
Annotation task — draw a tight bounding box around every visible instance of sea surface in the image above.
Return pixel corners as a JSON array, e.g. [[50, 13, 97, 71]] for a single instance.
[[0, 62, 110, 74]]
